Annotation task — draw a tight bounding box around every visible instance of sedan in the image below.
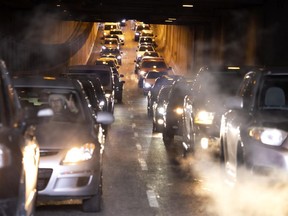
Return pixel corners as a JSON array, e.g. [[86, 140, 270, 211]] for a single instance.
[[220, 67, 288, 185], [13, 75, 114, 212]]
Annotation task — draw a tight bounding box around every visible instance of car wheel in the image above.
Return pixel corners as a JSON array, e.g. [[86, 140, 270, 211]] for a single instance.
[[82, 191, 102, 212]]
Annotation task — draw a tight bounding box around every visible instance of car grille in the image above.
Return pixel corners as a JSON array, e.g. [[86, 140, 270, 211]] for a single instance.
[[37, 168, 53, 191], [40, 149, 59, 157]]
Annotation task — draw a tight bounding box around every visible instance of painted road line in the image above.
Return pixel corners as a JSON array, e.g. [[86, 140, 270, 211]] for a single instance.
[[146, 190, 159, 208]]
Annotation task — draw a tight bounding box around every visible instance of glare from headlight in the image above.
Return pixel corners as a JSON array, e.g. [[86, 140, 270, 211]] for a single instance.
[[99, 100, 105, 108], [117, 56, 121, 60], [157, 106, 165, 115], [0, 144, 11, 168], [63, 143, 96, 164], [102, 46, 106, 50], [139, 71, 146, 76], [144, 82, 151, 88], [105, 93, 111, 99], [174, 107, 183, 115], [194, 110, 215, 125], [249, 127, 287, 146]]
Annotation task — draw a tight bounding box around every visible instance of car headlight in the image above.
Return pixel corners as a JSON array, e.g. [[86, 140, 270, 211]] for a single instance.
[[0, 144, 11, 168], [105, 92, 111, 99], [63, 143, 96, 164], [117, 55, 121, 60], [102, 46, 106, 50], [136, 32, 140, 36], [194, 110, 215, 125], [157, 106, 165, 115], [174, 107, 183, 115], [99, 100, 106, 108], [144, 82, 151, 88], [249, 127, 287, 146], [139, 71, 146, 76], [137, 54, 142, 58]]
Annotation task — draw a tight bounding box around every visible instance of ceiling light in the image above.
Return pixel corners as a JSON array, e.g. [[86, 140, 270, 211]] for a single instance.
[[182, 4, 193, 7], [168, 18, 177, 21], [165, 20, 173, 23]]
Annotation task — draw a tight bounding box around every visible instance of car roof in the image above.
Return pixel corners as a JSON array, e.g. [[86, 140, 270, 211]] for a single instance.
[[67, 64, 112, 72], [13, 75, 78, 89]]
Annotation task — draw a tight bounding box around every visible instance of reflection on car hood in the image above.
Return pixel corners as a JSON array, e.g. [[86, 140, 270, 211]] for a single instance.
[[35, 122, 94, 149]]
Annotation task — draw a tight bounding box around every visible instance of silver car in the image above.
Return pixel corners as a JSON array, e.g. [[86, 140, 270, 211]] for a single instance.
[[13, 75, 114, 212]]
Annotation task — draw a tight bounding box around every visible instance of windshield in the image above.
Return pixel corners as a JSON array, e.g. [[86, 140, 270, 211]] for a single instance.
[[16, 88, 85, 123], [141, 61, 167, 69]]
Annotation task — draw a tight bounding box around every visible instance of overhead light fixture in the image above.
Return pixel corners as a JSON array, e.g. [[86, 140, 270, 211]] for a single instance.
[[182, 4, 193, 7], [168, 18, 177, 21], [165, 20, 173, 23]]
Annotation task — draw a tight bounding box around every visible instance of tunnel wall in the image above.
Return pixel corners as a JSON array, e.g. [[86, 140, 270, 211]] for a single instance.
[[152, 9, 260, 77]]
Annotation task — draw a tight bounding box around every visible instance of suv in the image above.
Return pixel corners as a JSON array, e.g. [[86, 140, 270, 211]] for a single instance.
[[220, 66, 288, 183], [66, 65, 115, 113], [0, 60, 50, 215], [182, 65, 245, 158]]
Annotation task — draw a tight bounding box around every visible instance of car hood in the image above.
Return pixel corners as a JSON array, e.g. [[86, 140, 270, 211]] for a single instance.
[[35, 122, 95, 149], [253, 110, 288, 131]]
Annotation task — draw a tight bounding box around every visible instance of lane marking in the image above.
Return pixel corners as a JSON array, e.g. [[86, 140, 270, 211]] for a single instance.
[[146, 190, 159, 208], [138, 158, 148, 171], [136, 143, 142, 150]]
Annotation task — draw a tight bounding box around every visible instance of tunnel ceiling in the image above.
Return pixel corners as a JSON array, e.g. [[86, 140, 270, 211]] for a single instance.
[[2, 0, 264, 25]]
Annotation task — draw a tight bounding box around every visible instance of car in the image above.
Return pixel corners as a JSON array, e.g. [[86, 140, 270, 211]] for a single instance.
[[13, 75, 114, 212], [140, 29, 156, 39], [95, 57, 125, 103], [102, 22, 120, 38], [0, 60, 50, 216], [109, 29, 125, 45], [95, 56, 120, 69], [152, 85, 173, 133], [136, 57, 172, 88], [134, 23, 151, 41], [66, 65, 115, 114], [100, 48, 123, 65], [219, 66, 288, 184], [147, 74, 181, 117], [105, 34, 122, 46], [162, 76, 194, 145], [135, 45, 155, 65], [142, 70, 168, 95], [182, 65, 246, 158], [101, 37, 120, 51], [138, 36, 157, 48]]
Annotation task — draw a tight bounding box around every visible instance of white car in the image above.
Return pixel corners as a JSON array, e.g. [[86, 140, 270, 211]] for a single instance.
[[109, 29, 125, 45]]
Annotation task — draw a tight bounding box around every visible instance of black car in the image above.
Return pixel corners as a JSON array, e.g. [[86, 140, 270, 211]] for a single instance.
[[162, 76, 194, 145], [220, 67, 288, 184], [152, 85, 173, 133], [147, 74, 180, 117], [66, 65, 115, 114], [182, 65, 246, 158], [13, 75, 114, 212], [0, 60, 51, 216]]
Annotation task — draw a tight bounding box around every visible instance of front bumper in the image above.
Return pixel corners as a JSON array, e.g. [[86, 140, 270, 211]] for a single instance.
[[37, 151, 101, 199]]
